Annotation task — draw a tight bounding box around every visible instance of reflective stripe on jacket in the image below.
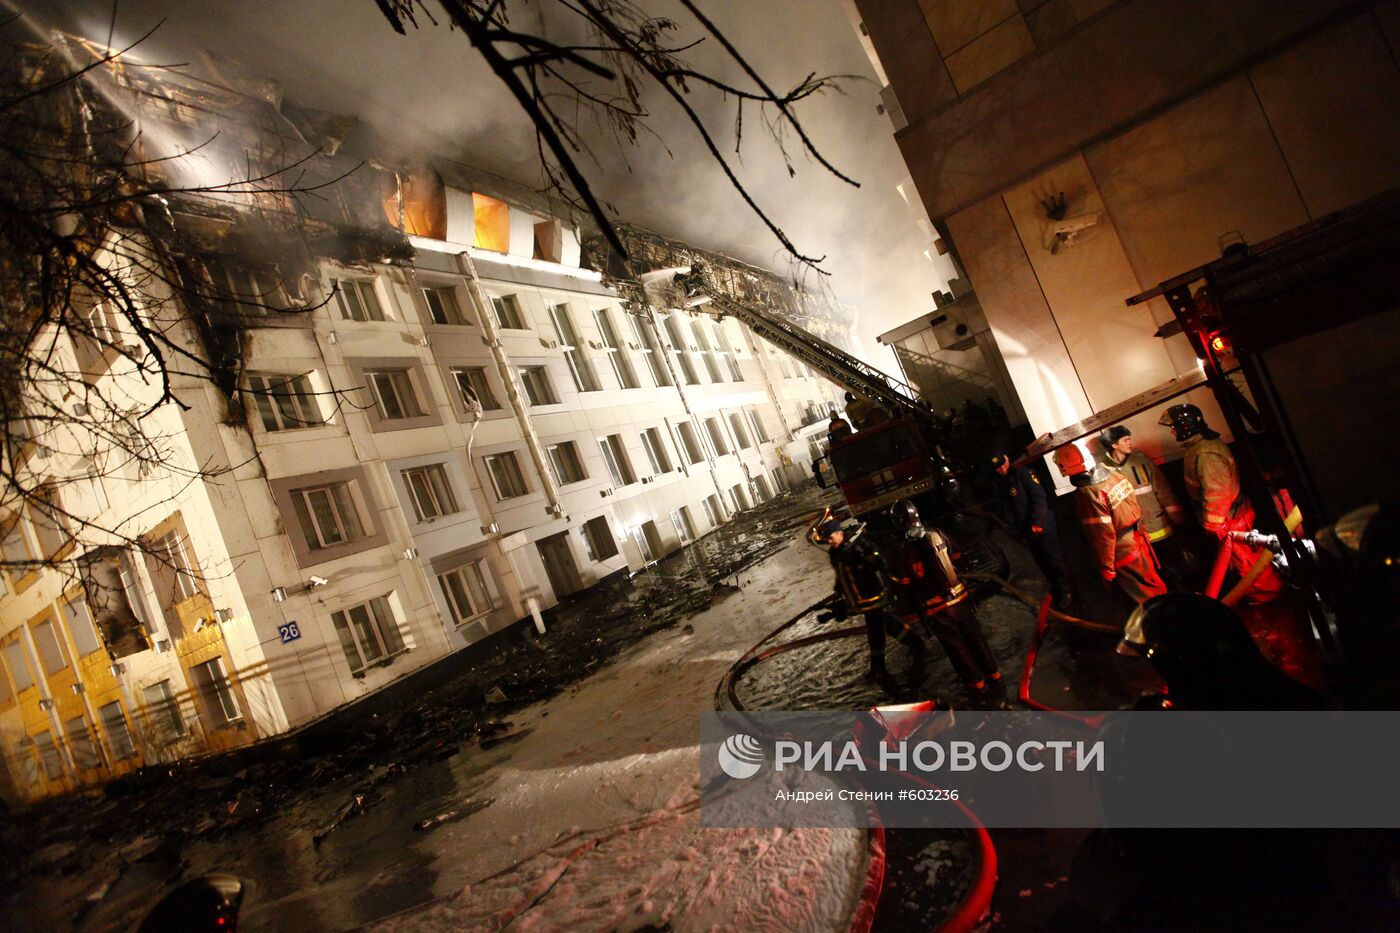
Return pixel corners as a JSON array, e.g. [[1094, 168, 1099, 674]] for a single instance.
[[1105, 450, 1183, 540], [1183, 437, 1242, 533], [1074, 469, 1144, 575]]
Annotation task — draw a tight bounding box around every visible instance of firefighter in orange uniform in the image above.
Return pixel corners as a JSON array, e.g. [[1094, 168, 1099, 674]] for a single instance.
[[1160, 404, 1284, 601], [1098, 424, 1190, 587], [1053, 442, 1167, 607]]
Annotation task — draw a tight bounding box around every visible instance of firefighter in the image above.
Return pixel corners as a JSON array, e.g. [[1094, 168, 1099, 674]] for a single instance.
[[827, 413, 853, 445], [886, 500, 1002, 695], [844, 391, 887, 430], [816, 516, 927, 686], [1159, 404, 1284, 602], [1098, 424, 1191, 587], [991, 451, 1075, 609], [1053, 442, 1167, 609]]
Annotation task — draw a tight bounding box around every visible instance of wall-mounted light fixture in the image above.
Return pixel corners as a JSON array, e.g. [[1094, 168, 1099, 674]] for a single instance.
[[70, 683, 85, 695], [38, 698, 54, 711], [403, 547, 418, 560], [271, 586, 288, 602]]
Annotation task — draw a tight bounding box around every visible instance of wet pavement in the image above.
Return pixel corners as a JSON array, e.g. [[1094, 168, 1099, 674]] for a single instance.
[[4, 480, 1302, 931], [0, 485, 855, 931]]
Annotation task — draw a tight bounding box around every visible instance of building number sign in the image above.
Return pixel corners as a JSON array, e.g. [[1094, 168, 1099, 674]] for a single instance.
[[278, 621, 302, 644]]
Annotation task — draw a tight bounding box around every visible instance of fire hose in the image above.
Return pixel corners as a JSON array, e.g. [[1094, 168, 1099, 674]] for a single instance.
[[1211, 506, 1304, 607]]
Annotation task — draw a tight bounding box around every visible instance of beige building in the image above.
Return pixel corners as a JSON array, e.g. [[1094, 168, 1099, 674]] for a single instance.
[[0, 53, 846, 804], [851, 0, 1400, 465]]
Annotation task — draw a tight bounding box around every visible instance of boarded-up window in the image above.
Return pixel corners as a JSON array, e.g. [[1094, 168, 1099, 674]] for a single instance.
[[472, 193, 511, 252]]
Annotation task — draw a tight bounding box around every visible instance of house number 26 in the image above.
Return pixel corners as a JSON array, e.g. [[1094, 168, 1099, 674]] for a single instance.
[[278, 622, 302, 644]]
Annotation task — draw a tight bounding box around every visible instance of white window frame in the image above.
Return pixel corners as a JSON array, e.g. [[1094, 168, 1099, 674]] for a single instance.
[[98, 699, 139, 758], [518, 366, 558, 407], [151, 530, 201, 602], [143, 679, 187, 739], [702, 494, 724, 528], [675, 421, 705, 465], [331, 595, 406, 674], [692, 319, 724, 383], [664, 315, 701, 385], [438, 561, 494, 627], [366, 369, 426, 421], [640, 428, 672, 475], [628, 314, 670, 386], [548, 303, 599, 392], [247, 372, 325, 432], [484, 452, 529, 500], [546, 441, 587, 485], [291, 481, 367, 550], [490, 294, 527, 330], [332, 277, 385, 322], [727, 412, 752, 450], [747, 408, 771, 444], [704, 416, 730, 457], [401, 464, 460, 522], [31, 619, 68, 675], [422, 285, 471, 325], [450, 366, 501, 411], [598, 434, 636, 487], [593, 308, 639, 389]]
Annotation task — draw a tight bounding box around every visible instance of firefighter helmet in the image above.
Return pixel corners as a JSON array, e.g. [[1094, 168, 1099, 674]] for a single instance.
[[890, 498, 925, 539], [1052, 443, 1087, 477], [1098, 424, 1132, 453], [1158, 403, 1208, 441]]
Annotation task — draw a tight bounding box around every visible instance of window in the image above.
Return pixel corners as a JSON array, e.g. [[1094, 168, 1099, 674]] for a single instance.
[[290, 481, 367, 550], [640, 428, 672, 475], [628, 314, 670, 386], [143, 680, 186, 740], [31, 619, 67, 675], [98, 700, 138, 758], [753, 475, 773, 502], [423, 286, 471, 325], [332, 277, 385, 322], [247, 372, 325, 432], [727, 412, 752, 450], [473, 193, 511, 252], [518, 366, 558, 406], [3, 640, 33, 691], [692, 320, 723, 382], [491, 294, 527, 329], [1, 515, 34, 568], [207, 260, 281, 317], [149, 530, 201, 603], [772, 467, 789, 493], [635, 521, 662, 563], [598, 435, 636, 487], [66, 715, 100, 771], [671, 507, 697, 544], [730, 483, 752, 512], [664, 315, 701, 385], [546, 442, 587, 485], [438, 561, 493, 626], [776, 353, 794, 379], [747, 409, 771, 444], [702, 494, 725, 528], [331, 595, 406, 674], [582, 516, 619, 561], [593, 309, 639, 389], [63, 596, 102, 652], [28, 484, 70, 555], [704, 417, 730, 456], [549, 303, 599, 392], [402, 464, 460, 522], [715, 322, 743, 381], [484, 452, 529, 500], [117, 550, 153, 632], [366, 369, 426, 421], [192, 658, 241, 725], [450, 367, 501, 412], [34, 730, 65, 779], [676, 421, 705, 465]]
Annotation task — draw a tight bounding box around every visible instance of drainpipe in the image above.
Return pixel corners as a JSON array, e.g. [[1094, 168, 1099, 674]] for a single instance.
[[454, 250, 566, 521]]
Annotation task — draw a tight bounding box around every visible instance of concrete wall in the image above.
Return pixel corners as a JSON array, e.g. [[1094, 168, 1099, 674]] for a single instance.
[[865, 2, 1400, 464]]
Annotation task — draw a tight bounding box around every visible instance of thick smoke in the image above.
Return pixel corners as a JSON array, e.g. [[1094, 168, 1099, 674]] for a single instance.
[[47, 0, 950, 372]]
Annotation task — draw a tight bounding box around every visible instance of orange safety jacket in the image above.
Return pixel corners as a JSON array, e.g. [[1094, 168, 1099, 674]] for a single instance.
[[1182, 436, 1245, 535], [1074, 468, 1146, 576], [1104, 450, 1184, 542]]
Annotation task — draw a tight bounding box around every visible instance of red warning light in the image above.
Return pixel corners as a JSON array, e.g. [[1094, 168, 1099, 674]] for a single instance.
[[1210, 334, 1228, 353]]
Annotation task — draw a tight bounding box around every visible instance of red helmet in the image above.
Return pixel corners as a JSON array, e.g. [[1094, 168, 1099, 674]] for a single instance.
[[1053, 443, 1087, 476]]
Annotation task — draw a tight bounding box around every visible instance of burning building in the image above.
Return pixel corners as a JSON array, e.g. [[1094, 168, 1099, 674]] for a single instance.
[[0, 38, 850, 803]]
